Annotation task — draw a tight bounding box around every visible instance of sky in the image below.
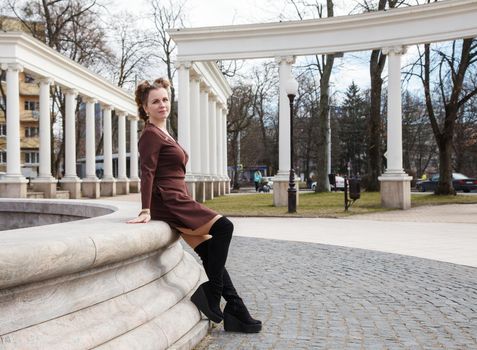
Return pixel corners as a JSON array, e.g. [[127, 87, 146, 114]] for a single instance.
[[109, 0, 421, 97]]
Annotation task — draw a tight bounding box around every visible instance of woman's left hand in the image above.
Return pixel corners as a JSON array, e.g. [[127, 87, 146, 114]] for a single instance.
[[127, 213, 151, 224]]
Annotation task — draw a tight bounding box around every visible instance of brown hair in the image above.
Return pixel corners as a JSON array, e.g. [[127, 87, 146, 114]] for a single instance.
[[134, 78, 172, 122]]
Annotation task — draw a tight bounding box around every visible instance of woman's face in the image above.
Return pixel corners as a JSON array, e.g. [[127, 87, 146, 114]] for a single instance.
[[144, 87, 170, 123]]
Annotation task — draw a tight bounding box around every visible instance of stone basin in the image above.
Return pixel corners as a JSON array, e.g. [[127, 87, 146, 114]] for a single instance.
[[0, 199, 208, 350]]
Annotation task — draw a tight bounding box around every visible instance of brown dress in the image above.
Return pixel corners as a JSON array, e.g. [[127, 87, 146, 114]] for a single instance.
[[139, 122, 218, 230]]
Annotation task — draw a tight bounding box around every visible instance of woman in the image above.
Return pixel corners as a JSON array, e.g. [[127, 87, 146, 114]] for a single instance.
[[128, 78, 261, 333]]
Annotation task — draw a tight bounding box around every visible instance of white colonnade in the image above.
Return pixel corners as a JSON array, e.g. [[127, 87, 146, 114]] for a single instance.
[[0, 32, 139, 199], [168, 0, 477, 209], [175, 61, 232, 202]]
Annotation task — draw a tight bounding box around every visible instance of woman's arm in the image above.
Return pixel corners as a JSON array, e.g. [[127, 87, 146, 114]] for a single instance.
[[127, 129, 162, 224]]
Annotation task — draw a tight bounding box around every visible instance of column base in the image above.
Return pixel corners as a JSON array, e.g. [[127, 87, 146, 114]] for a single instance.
[[378, 174, 412, 209], [129, 177, 140, 193], [226, 178, 231, 194], [116, 179, 130, 195], [100, 178, 117, 197], [273, 179, 299, 207], [0, 177, 28, 198], [82, 178, 101, 199], [59, 177, 82, 199], [204, 179, 214, 200], [30, 178, 58, 198], [195, 179, 206, 203], [214, 180, 221, 197]]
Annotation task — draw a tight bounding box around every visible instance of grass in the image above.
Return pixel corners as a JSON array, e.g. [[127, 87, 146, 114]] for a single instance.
[[202, 190, 477, 218]]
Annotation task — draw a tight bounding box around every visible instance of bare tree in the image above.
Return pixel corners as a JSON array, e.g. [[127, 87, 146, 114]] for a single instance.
[[289, 0, 336, 192], [227, 84, 256, 189], [419, 38, 477, 194], [250, 62, 279, 172], [150, 0, 187, 138]]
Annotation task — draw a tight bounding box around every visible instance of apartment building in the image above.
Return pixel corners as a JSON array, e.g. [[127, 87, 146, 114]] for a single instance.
[[0, 72, 41, 178]]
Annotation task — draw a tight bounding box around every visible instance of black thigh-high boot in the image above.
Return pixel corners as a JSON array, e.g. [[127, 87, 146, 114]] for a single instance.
[[194, 239, 262, 333], [190, 216, 233, 323]]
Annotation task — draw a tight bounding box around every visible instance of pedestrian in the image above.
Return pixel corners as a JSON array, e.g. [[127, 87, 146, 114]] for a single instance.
[[254, 170, 262, 192], [128, 78, 261, 333]]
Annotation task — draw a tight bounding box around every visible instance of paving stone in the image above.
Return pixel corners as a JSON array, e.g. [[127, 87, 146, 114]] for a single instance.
[[186, 236, 477, 350]]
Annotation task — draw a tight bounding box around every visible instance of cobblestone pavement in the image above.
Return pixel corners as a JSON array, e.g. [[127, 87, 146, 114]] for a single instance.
[[189, 237, 477, 350]]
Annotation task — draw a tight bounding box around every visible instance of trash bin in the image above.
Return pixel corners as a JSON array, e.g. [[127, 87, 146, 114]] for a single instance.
[[349, 178, 360, 200], [328, 173, 336, 191]]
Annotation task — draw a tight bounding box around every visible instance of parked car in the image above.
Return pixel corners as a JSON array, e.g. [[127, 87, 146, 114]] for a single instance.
[[312, 175, 345, 191], [416, 172, 477, 193]]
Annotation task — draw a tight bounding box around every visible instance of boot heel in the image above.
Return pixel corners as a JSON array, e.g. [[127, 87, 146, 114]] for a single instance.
[[190, 283, 223, 323], [224, 311, 262, 333]]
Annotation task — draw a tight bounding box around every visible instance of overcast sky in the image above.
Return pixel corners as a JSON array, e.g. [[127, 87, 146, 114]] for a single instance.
[[109, 0, 422, 96]]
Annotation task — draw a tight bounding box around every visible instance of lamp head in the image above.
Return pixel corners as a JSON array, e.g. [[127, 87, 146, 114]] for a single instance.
[[285, 77, 299, 97]]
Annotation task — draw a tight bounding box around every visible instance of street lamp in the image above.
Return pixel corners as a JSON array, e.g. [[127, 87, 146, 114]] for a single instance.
[[286, 77, 299, 213]]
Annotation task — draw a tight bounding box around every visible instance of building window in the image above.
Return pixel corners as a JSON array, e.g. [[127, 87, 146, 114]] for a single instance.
[[24, 101, 39, 111], [25, 127, 39, 137], [0, 124, 6, 137], [0, 151, 7, 164], [24, 152, 39, 164]]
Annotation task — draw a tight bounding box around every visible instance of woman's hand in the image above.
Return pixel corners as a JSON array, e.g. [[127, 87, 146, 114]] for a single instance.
[[127, 209, 151, 224]]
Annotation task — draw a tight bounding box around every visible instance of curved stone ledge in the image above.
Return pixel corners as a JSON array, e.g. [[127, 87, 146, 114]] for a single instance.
[[0, 199, 208, 350]]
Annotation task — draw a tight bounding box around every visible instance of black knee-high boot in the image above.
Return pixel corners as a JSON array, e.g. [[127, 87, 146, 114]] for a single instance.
[[190, 216, 233, 323], [194, 238, 262, 333]]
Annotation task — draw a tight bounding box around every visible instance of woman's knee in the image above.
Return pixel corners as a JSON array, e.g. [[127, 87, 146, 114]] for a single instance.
[[208, 216, 234, 237]]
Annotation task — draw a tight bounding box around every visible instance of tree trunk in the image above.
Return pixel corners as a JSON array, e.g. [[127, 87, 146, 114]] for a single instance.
[[315, 56, 334, 192], [436, 134, 454, 194], [366, 71, 384, 191]]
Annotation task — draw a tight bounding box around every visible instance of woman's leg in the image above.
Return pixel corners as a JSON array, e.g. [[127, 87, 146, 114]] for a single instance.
[[193, 238, 262, 333], [177, 215, 234, 323]]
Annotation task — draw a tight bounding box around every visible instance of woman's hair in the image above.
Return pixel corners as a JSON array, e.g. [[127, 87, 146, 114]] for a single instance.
[[134, 78, 172, 122]]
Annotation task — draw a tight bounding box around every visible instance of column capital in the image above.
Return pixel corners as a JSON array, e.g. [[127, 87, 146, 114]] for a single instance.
[[200, 82, 210, 93], [63, 88, 78, 96], [39, 77, 54, 85], [190, 71, 202, 82], [209, 94, 218, 102], [83, 97, 97, 104], [0, 62, 23, 72], [100, 103, 113, 111], [275, 56, 296, 65], [117, 111, 128, 118], [127, 115, 139, 121], [382, 46, 407, 56], [174, 60, 192, 69]]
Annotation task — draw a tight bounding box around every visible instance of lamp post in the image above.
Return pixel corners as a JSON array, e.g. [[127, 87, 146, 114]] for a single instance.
[[286, 77, 299, 213]]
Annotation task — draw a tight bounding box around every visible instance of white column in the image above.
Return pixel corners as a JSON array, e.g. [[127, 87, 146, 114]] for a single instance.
[[276, 56, 295, 178], [190, 74, 201, 175], [63, 89, 79, 179], [129, 117, 139, 180], [85, 97, 98, 179], [379, 46, 412, 210], [117, 112, 127, 180], [222, 107, 228, 177], [176, 61, 192, 173], [102, 105, 114, 179], [37, 78, 54, 179], [1, 63, 24, 178], [209, 95, 217, 176], [216, 103, 223, 177], [383, 46, 406, 175], [200, 85, 210, 176]]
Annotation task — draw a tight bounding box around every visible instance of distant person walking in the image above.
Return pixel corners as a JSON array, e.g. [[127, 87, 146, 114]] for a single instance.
[[254, 170, 262, 192], [128, 78, 261, 333]]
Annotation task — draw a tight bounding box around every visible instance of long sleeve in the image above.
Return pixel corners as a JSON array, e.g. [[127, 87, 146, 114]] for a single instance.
[[138, 129, 163, 210]]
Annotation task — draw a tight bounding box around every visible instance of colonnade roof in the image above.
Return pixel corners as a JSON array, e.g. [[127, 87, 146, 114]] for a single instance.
[[0, 32, 136, 116], [168, 0, 477, 61]]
